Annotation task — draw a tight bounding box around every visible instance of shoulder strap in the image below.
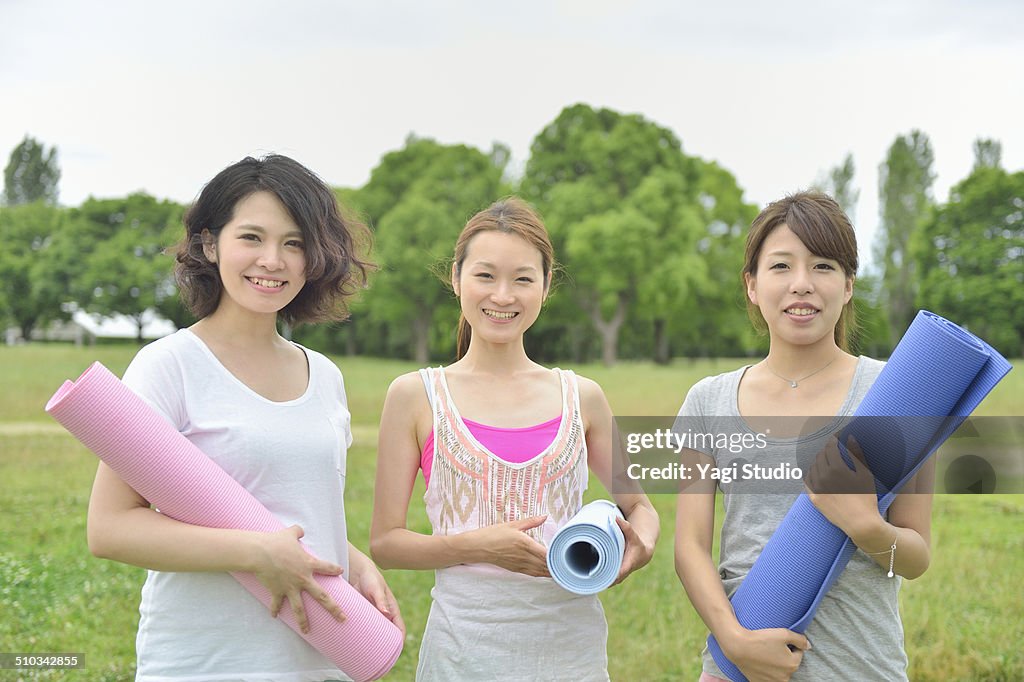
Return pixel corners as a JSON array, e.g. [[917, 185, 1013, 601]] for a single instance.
[[560, 369, 582, 416], [418, 367, 435, 411]]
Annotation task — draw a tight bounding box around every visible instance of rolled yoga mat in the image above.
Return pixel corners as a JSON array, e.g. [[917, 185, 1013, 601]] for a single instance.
[[708, 311, 1012, 682], [547, 499, 625, 595], [46, 362, 403, 682]]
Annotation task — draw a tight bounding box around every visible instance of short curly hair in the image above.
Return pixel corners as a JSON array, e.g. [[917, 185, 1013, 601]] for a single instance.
[[174, 154, 373, 325]]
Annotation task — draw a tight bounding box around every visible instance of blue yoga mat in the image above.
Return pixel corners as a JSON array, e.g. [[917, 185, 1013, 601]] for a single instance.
[[709, 311, 1012, 682], [547, 499, 625, 595]]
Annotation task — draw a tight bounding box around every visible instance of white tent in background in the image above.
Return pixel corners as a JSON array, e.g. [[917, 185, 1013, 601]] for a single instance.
[[70, 309, 177, 340], [4, 308, 177, 346]]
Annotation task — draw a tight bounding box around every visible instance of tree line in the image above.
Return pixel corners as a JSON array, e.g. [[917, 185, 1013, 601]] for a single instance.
[[2, 105, 1021, 363]]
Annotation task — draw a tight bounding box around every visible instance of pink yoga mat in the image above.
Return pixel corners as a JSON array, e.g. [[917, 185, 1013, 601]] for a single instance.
[[46, 362, 403, 682]]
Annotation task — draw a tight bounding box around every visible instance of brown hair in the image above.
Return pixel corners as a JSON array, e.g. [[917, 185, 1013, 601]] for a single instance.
[[742, 190, 859, 350], [452, 197, 555, 359], [175, 154, 373, 325]]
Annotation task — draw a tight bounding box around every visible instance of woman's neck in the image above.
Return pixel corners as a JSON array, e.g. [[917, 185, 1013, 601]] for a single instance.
[[191, 306, 283, 351], [455, 337, 538, 375], [764, 338, 847, 378]]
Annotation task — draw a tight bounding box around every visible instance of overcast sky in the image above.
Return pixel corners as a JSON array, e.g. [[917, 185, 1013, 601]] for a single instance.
[[3, 0, 1022, 269]]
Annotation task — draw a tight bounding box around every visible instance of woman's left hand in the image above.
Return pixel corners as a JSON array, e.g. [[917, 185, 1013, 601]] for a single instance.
[[804, 435, 881, 537], [612, 515, 655, 586], [348, 552, 406, 638]]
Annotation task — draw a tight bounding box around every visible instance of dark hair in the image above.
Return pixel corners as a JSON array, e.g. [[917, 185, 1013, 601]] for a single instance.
[[742, 190, 859, 351], [452, 197, 555, 359], [174, 154, 373, 325]]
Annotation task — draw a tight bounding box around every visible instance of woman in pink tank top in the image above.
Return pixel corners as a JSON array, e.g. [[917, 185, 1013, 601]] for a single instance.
[[370, 197, 660, 681]]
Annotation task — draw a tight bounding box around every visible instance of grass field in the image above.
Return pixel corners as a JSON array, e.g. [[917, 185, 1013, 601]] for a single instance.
[[1, 345, 1021, 681]]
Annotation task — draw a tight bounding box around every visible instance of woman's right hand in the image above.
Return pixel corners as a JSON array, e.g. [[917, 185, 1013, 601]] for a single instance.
[[719, 627, 810, 682], [252, 525, 346, 634], [467, 515, 550, 577]]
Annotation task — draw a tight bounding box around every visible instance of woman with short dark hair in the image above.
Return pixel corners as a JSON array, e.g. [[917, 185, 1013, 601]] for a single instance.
[[87, 154, 402, 681]]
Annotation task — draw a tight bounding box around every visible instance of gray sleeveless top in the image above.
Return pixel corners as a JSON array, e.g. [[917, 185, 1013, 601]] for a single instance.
[[677, 356, 909, 681]]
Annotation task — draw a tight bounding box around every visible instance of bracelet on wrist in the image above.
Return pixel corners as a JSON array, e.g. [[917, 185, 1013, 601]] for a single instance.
[[863, 530, 899, 578]]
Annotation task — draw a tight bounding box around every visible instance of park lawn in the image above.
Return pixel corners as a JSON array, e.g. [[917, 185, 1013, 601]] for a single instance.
[[0, 345, 1021, 681]]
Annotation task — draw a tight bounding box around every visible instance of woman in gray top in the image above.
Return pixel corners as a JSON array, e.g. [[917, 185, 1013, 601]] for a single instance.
[[674, 191, 934, 682]]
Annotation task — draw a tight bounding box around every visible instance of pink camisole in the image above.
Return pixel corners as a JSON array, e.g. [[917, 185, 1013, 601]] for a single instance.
[[421, 415, 562, 486]]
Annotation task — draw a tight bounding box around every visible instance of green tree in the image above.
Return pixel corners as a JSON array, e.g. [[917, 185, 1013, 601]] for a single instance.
[[523, 103, 755, 364], [628, 169, 707, 364], [566, 207, 660, 365], [849, 272, 889, 357], [3, 135, 60, 206], [683, 160, 760, 358], [814, 152, 859, 220], [523, 104, 703, 365], [0, 202, 66, 339], [914, 165, 1024, 356], [972, 138, 1002, 172], [70, 194, 184, 342], [29, 201, 113, 334], [877, 129, 935, 342], [353, 136, 506, 362]]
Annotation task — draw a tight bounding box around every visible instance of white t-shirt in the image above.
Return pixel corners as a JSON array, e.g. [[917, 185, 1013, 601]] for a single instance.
[[121, 329, 353, 682]]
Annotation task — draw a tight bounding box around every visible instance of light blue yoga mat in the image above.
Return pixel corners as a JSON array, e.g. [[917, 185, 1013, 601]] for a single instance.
[[547, 499, 625, 595], [709, 311, 1012, 682]]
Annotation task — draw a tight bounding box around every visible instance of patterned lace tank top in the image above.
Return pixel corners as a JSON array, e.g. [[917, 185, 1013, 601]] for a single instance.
[[419, 366, 589, 545]]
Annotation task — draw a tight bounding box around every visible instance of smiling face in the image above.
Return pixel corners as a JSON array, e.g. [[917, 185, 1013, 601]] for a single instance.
[[745, 223, 853, 350], [452, 230, 549, 348], [203, 190, 307, 319]]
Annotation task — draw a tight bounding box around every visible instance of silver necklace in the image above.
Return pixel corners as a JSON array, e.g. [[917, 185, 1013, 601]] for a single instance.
[[763, 356, 838, 388]]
